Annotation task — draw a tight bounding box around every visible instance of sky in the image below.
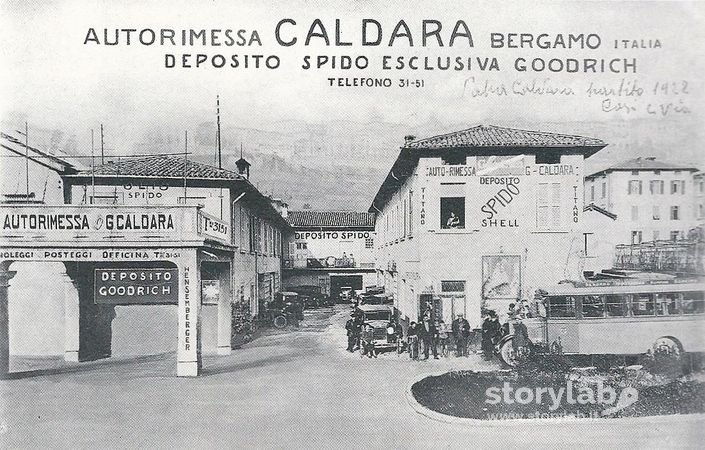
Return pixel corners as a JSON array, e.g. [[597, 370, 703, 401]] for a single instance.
[[1, 0, 704, 165]]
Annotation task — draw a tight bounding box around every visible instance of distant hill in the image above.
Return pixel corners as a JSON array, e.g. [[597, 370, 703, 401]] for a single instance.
[[2, 116, 701, 212]]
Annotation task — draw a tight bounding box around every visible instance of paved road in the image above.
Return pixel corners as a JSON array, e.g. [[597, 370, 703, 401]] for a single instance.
[[1, 305, 702, 448]]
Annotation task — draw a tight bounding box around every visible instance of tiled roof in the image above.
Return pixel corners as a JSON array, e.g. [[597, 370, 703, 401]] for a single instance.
[[287, 211, 375, 229], [79, 155, 244, 180], [609, 157, 696, 171], [404, 125, 606, 149]]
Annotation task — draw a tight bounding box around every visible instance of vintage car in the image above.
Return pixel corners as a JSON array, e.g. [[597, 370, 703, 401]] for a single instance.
[[356, 304, 397, 353], [339, 286, 354, 303], [288, 285, 330, 308], [268, 291, 304, 328]]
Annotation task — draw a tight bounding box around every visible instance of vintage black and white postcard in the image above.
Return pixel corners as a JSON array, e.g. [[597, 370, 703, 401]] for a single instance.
[[0, 0, 703, 448]]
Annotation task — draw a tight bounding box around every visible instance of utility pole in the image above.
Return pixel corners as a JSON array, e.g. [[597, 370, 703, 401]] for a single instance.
[[24, 122, 29, 201], [216, 95, 222, 169], [91, 129, 96, 203], [100, 124, 105, 165], [183, 130, 188, 201]]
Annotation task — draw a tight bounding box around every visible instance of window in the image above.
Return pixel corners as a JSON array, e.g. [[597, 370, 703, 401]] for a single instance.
[[671, 180, 685, 194], [631, 205, 639, 221], [403, 198, 407, 237], [536, 150, 560, 164], [601, 182, 606, 198], [590, 185, 595, 202], [441, 153, 466, 165], [652, 205, 660, 220], [581, 295, 605, 318], [670, 206, 680, 220], [655, 294, 678, 316], [631, 170, 639, 175], [670, 231, 681, 241], [682, 291, 705, 314], [631, 293, 655, 316], [699, 204, 705, 219], [441, 281, 465, 292], [365, 237, 374, 249], [408, 191, 413, 236], [537, 182, 561, 228], [699, 180, 704, 194], [631, 230, 642, 244], [650, 180, 664, 195], [628, 180, 642, 195], [296, 242, 307, 250], [605, 294, 627, 316], [548, 296, 576, 318], [440, 197, 465, 229]]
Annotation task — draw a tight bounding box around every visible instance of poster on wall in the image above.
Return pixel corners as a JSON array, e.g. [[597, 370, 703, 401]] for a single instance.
[[481, 255, 521, 300]]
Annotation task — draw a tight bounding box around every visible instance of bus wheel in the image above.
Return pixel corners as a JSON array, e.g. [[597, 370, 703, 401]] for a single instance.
[[498, 338, 517, 367], [652, 337, 682, 359], [273, 315, 288, 329]]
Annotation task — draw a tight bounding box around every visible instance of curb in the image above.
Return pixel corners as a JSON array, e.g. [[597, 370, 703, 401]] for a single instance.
[[405, 370, 705, 426]]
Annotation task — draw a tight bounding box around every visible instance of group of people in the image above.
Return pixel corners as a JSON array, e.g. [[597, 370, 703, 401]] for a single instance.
[[346, 304, 531, 361]]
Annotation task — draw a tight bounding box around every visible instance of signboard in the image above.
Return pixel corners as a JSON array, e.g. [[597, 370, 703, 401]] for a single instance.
[[198, 212, 230, 244], [481, 255, 521, 300], [94, 268, 179, 304], [0, 205, 198, 242]]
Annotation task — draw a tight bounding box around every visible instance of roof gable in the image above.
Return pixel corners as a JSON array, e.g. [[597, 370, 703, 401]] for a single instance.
[[404, 124, 606, 149], [287, 211, 375, 229], [75, 155, 244, 180]]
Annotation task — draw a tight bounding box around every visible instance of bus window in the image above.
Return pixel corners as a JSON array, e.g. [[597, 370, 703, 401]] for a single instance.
[[631, 293, 655, 316], [682, 291, 705, 314], [581, 295, 605, 318], [548, 296, 576, 318], [605, 294, 627, 317], [655, 293, 678, 316]]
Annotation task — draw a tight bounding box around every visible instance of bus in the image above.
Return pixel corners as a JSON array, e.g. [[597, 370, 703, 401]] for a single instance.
[[498, 277, 705, 366]]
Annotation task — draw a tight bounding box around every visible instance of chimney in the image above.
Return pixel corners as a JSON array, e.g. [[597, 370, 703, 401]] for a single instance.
[[404, 135, 416, 145], [270, 198, 288, 218], [235, 157, 251, 179], [645, 156, 656, 161]]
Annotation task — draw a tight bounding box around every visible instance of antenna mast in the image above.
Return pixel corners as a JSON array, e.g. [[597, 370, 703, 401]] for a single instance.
[[216, 95, 222, 169]]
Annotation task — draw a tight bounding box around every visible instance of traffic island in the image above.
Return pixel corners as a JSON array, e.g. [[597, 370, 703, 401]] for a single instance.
[[408, 360, 705, 422]]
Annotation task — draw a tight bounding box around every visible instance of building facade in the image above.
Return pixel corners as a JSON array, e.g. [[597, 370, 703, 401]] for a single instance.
[[370, 125, 606, 328], [1, 146, 291, 377], [283, 210, 376, 298]]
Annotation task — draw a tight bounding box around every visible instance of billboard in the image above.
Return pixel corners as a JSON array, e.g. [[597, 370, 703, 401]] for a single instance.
[[94, 268, 179, 304]]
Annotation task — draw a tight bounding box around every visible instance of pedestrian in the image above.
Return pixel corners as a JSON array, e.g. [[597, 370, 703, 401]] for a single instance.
[[407, 321, 419, 360], [508, 303, 529, 356], [345, 314, 357, 352], [386, 320, 397, 344], [452, 313, 471, 357], [420, 318, 438, 359], [437, 319, 449, 357], [362, 324, 377, 358], [481, 310, 501, 360]]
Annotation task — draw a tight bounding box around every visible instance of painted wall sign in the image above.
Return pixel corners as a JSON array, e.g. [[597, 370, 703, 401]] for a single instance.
[[425, 165, 477, 177], [199, 212, 229, 243], [294, 231, 372, 240], [0, 206, 199, 242], [94, 268, 179, 304], [0, 249, 183, 262]]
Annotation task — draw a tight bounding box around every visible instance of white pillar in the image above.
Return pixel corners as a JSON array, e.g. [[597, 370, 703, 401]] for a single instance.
[[216, 264, 232, 355], [0, 267, 16, 377], [177, 251, 202, 377], [62, 272, 80, 362]]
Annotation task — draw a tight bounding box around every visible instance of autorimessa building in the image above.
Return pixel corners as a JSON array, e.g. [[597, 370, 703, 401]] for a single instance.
[[370, 125, 606, 328]]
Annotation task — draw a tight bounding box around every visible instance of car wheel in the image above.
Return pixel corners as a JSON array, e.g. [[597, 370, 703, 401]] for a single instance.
[[273, 315, 288, 329]]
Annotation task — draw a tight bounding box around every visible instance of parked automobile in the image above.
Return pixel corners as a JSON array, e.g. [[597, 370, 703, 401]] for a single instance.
[[355, 304, 398, 354], [339, 286, 354, 303], [268, 291, 304, 328], [289, 285, 330, 308]]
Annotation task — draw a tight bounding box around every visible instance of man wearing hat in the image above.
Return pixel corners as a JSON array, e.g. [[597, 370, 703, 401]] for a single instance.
[[345, 313, 357, 352], [451, 313, 471, 357]]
